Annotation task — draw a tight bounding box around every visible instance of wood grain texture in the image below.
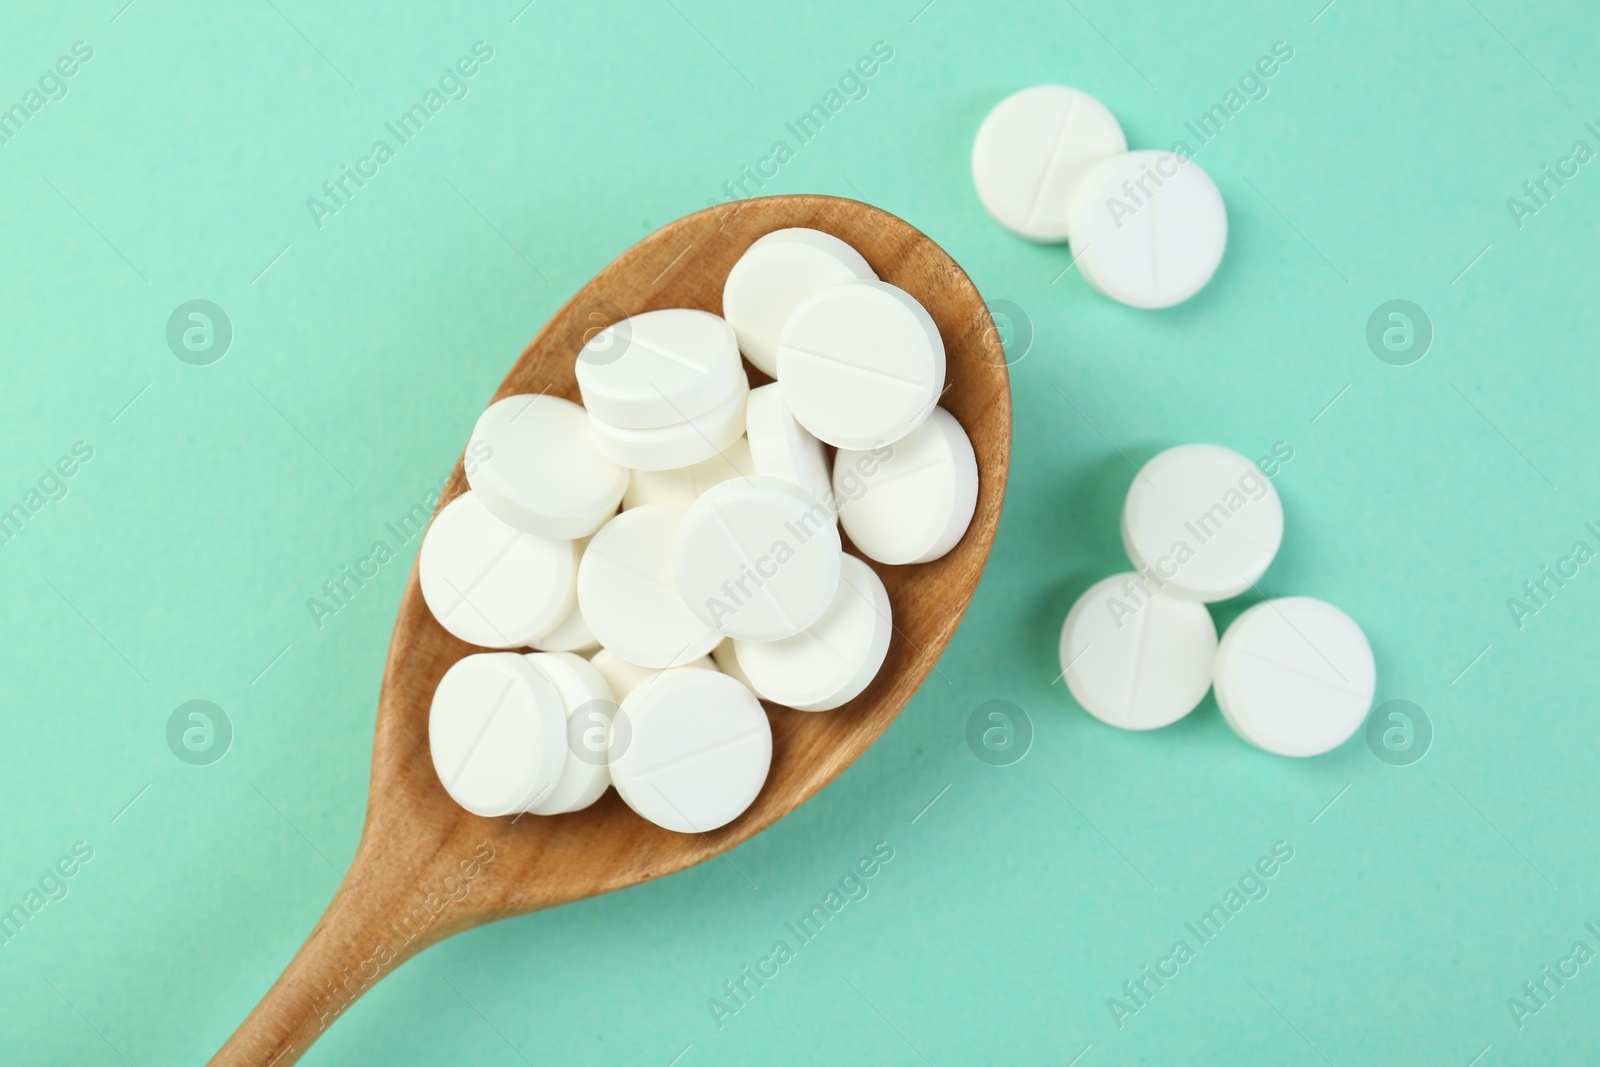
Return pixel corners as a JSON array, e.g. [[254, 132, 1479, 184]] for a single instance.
[[211, 194, 1012, 1066]]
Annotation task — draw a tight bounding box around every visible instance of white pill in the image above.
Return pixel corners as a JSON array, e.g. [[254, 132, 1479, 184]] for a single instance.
[[609, 667, 771, 833], [418, 491, 577, 649], [529, 596, 599, 654], [1067, 149, 1227, 309], [429, 652, 566, 816], [711, 637, 754, 690], [522, 652, 613, 815], [746, 383, 830, 504], [675, 476, 842, 641], [722, 228, 877, 377], [1121, 444, 1283, 602], [1059, 573, 1217, 730], [578, 506, 721, 668], [972, 85, 1128, 242], [734, 554, 891, 712], [587, 375, 749, 471], [467, 395, 627, 539], [1214, 597, 1375, 757], [588, 647, 714, 703], [623, 435, 756, 510], [776, 280, 946, 451], [528, 537, 598, 653], [834, 407, 977, 565], [576, 308, 744, 429]]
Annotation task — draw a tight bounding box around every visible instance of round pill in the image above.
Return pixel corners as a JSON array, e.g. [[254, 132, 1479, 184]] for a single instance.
[[522, 652, 613, 815], [711, 637, 754, 690], [609, 667, 772, 833], [418, 492, 578, 649], [429, 652, 567, 816], [1059, 573, 1218, 730], [675, 476, 842, 642], [834, 407, 977, 565], [588, 647, 714, 703], [529, 596, 599, 654], [1214, 597, 1376, 757], [578, 506, 721, 668], [746, 383, 830, 504], [624, 435, 756, 510], [576, 308, 745, 429], [467, 394, 628, 539], [1121, 444, 1283, 602], [721, 228, 877, 377], [1067, 150, 1227, 309], [587, 375, 748, 472], [734, 554, 891, 712], [972, 85, 1128, 242], [775, 280, 946, 451]]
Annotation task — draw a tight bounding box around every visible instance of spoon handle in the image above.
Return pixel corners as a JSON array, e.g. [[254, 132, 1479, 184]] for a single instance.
[[208, 828, 492, 1065]]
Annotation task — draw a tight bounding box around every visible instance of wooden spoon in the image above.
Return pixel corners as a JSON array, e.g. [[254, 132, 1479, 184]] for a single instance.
[[211, 194, 1012, 1065]]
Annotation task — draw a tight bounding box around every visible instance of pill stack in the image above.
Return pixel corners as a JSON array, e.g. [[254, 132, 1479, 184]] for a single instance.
[[972, 85, 1228, 309], [1058, 444, 1376, 757], [420, 227, 980, 832]]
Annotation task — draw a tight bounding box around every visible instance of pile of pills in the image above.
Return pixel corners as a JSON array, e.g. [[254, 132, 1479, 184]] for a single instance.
[[969, 88, 1366, 751], [421, 227, 980, 831], [972, 85, 1228, 309], [1058, 444, 1375, 757]]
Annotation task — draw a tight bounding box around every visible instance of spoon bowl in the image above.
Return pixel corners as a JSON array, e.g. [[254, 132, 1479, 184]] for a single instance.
[[212, 194, 1012, 1065]]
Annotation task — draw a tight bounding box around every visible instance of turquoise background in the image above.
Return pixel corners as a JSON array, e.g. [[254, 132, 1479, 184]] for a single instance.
[[3, 0, 1597, 1063]]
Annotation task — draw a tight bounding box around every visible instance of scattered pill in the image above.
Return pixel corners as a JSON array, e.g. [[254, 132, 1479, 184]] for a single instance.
[[675, 475, 842, 641], [623, 435, 756, 510], [835, 407, 977, 565], [429, 652, 567, 816], [419, 491, 578, 649], [745, 383, 831, 504], [1059, 573, 1218, 730], [609, 667, 772, 833], [972, 85, 1127, 242], [735, 554, 891, 712], [467, 394, 627, 539], [1214, 597, 1375, 757], [776, 280, 945, 450], [522, 652, 614, 814], [578, 505, 721, 668], [576, 309, 745, 428], [587, 375, 749, 471], [1067, 149, 1227, 309], [722, 227, 877, 377], [1121, 443, 1283, 602]]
